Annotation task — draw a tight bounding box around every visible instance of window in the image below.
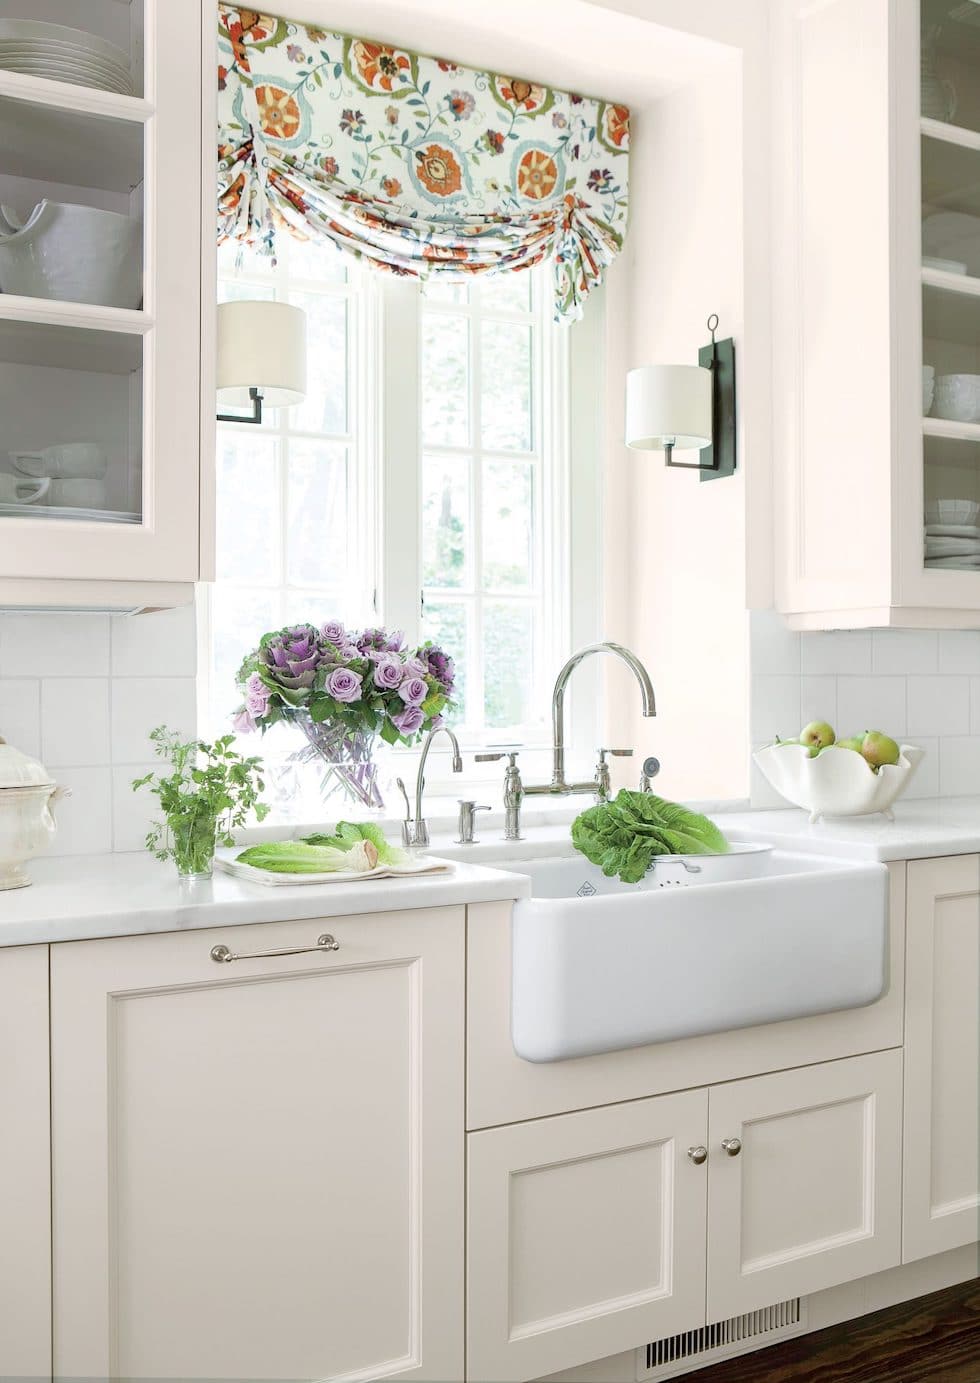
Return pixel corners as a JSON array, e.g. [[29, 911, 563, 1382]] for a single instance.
[[208, 239, 601, 778]]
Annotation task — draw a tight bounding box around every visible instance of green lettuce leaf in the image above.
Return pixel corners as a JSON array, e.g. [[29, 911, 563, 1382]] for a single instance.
[[236, 837, 379, 874], [302, 821, 409, 866], [571, 790, 729, 883]]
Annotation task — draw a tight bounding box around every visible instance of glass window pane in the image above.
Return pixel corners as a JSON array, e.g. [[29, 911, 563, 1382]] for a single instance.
[[484, 602, 533, 729], [423, 279, 469, 306], [286, 440, 348, 588], [287, 235, 348, 283], [217, 278, 275, 305], [483, 459, 534, 590], [422, 453, 470, 589], [217, 239, 275, 281], [288, 589, 360, 629], [422, 600, 470, 727], [211, 583, 281, 724], [480, 320, 532, 452], [216, 432, 278, 583], [481, 271, 531, 314], [290, 290, 348, 434], [422, 312, 470, 447]]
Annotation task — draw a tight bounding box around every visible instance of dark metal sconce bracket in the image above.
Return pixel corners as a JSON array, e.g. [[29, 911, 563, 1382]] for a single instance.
[[217, 386, 265, 425], [662, 314, 737, 481]]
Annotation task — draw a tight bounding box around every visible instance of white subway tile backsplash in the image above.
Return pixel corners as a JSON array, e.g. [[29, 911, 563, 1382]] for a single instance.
[[750, 675, 800, 742], [0, 611, 110, 677], [111, 677, 197, 764], [908, 676, 969, 738], [45, 766, 112, 856], [836, 676, 906, 739], [112, 763, 156, 853], [750, 611, 800, 676], [938, 630, 980, 674], [0, 679, 41, 757], [111, 606, 197, 678], [801, 631, 872, 676], [749, 743, 792, 810], [971, 679, 980, 735], [940, 736, 980, 797], [801, 676, 836, 729], [42, 679, 110, 766], [872, 630, 939, 675]]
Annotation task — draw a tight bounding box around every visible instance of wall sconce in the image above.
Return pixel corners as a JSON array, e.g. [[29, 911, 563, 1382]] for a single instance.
[[216, 300, 307, 425], [624, 314, 736, 481]]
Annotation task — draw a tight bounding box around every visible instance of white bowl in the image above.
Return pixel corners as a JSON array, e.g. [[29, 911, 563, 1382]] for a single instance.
[[933, 374, 980, 423], [925, 498, 980, 526], [753, 742, 925, 823]]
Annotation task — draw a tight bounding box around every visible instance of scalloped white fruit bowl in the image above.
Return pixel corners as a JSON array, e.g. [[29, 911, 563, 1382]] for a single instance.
[[754, 742, 925, 822]]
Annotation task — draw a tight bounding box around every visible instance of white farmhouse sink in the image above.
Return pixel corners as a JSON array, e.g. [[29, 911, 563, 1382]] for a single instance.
[[510, 846, 889, 1062]]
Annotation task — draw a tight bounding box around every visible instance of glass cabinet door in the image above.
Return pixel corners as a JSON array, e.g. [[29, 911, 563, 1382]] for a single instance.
[[919, 1, 980, 585], [0, 0, 203, 586]]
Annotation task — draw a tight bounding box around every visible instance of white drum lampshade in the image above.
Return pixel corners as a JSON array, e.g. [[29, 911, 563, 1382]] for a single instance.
[[625, 363, 712, 451], [216, 300, 307, 409]]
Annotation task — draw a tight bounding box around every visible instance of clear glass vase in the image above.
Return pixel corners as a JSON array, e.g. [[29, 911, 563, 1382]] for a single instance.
[[289, 714, 385, 812], [171, 814, 219, 880]]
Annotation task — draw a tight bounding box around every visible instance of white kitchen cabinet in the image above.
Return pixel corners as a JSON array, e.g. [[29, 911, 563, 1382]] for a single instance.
[[50, 908, 464, 1382], [466, 1090, 709, 1383], [903, 854, 980, 1263], [771, 0, 980, 628], [0, 0, 210, 608], [0, 943, 50, 1381], [706, 1050, 903, 1320]]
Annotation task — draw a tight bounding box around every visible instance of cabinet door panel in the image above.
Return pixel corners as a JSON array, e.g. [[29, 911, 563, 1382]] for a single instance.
[[707, 1050, 902, 1320], [51, 909, 463, 1382], [904, 855, 980, 1262], [467, 1090, 708, 1383], [0, 944, 50, 1380]]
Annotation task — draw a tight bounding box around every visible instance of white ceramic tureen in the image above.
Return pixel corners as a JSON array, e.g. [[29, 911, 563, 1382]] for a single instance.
[[0, 737, 69, 889]]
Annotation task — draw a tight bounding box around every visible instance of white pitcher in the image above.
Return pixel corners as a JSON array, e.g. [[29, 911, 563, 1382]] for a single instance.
[[0, 201, 141, 308]]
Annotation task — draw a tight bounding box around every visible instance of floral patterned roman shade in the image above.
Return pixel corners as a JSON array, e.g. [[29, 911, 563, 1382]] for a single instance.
[[217, 7, 630, 321]]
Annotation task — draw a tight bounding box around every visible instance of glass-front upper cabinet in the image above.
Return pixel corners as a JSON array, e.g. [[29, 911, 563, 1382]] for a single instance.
[[0, 0, 205, 593], [919, 0, 980, 582]]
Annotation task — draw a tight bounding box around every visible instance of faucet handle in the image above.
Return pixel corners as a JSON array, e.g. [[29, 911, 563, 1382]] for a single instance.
[[476, 748, 521, 764], [597, 748, 634, 762]]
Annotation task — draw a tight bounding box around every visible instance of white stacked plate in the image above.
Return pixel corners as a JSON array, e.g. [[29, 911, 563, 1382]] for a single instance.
[[0, 20, 134, 95]]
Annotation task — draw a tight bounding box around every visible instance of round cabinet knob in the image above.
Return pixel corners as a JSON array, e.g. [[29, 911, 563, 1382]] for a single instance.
[[721, 1137, 742, 1157], [687, 1145, 708, 1165]]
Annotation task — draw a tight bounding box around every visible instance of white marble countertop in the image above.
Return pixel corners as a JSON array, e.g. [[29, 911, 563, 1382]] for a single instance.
[[0, 853, 530, 949], [716, 796, 980, 862]]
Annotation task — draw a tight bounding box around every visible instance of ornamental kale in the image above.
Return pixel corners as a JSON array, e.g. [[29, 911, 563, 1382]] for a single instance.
[[232, 621, 456, 748], [571, 790, 730, 884]]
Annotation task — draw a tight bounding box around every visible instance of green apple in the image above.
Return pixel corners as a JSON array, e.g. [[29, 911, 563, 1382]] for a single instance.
[[835, 735, 866, 753], [800, 720, 835, 752], [861, 730, 901, 772]]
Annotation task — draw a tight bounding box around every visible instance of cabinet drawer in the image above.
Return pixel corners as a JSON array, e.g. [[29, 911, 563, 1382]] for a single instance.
[[467, 1089, 708, 1383]]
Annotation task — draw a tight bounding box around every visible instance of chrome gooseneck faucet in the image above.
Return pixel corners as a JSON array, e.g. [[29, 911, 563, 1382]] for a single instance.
[[405, 725, 463, 848], [525, 641, 657, 797]]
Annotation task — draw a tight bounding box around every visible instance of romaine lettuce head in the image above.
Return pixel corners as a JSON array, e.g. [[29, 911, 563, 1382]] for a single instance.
[[302, 821, 409, 866], [236, 837, 379, 874], [571, 790, 729, 884]]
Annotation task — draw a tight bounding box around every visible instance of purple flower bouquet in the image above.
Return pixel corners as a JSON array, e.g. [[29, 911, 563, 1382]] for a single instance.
[[233, 622, 456, 810]]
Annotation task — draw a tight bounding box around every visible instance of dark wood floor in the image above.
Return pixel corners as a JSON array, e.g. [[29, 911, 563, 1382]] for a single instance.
[[684, 1278, 980, 1382]]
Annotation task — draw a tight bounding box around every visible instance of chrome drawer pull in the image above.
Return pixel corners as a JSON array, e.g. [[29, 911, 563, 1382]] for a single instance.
[[210, 933, 340, 964]]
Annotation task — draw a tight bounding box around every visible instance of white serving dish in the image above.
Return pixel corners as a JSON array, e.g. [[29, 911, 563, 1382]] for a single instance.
[[753, 741, 924, 823], [0, 200, 141, 308], [0, 18, 131, 69], [10, 442, 106, 479], [0, 738, 68, 889], [923, 211, 980, 277], [933, 373, 980, 422], [510, 849, 888, 1061], [925, 498, 980, 526]]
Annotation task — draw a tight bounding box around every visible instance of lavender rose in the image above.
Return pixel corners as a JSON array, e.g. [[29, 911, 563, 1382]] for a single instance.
[[321, 620, 347, 646], [399, 675, 428, 706], [245, 672, 271, 716], [373, 656, 404, 690], [232, 707, 256, 734], [402, 656, 428, 679], [391, 704, 425, 737], [326, 667, 363, 703]]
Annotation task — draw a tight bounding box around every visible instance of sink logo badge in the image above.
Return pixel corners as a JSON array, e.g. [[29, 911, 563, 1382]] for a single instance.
[[576, 880, 598, 897]]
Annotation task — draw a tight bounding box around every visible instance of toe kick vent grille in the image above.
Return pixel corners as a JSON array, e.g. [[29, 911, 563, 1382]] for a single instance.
[[637, 1298, 806, 1380]]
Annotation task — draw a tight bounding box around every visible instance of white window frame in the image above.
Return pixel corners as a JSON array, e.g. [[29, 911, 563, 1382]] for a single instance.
[[203, 249, 604, 799]]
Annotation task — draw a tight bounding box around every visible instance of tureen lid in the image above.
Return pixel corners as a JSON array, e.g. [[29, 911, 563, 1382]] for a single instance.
[[0, 736, 54, 788]]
